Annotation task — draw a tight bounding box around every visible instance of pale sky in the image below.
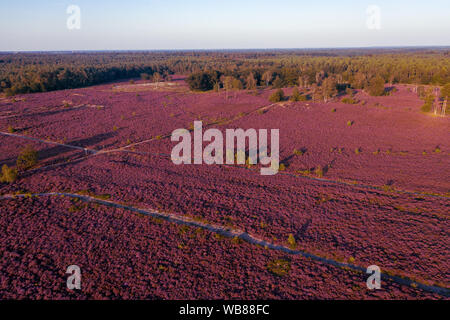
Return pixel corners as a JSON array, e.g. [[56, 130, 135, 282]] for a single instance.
[[1, 0, 449, 51]]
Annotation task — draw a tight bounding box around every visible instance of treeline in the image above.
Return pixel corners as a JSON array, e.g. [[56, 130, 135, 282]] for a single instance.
[[1, 49, 449, 96]]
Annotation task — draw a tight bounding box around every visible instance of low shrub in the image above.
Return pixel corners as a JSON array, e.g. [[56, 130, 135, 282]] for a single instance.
[[287, 234, 296, 249], [421, 95, 434, 113], [16, 145, 38, 171], [315, 165, 323, 178], [267, 259, 291, 277], [7, 126, 15, 133], [341, 97, 359, 104], [269, 89, 285, 102], [0, 164, 18, 183]]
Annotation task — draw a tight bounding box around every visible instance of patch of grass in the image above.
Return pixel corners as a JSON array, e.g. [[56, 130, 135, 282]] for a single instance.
[[267, 258, 291, 277], [341, 97, 359, 104], [231, 236, 243, 245], [296, 169, 311, 176], [7, 126, 15, 133], [315, 165, 324, 178]]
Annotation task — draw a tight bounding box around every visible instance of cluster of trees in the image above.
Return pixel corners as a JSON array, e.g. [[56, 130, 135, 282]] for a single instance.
[[1, 49, 449, 97], [0, 145, 38, 183]]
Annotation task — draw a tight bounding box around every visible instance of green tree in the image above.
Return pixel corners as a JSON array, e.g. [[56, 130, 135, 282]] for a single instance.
[[246, 73, 257, 90], [322, 77, 338, 102], [290, 87, 302, 101], [186, 72, 215, 91], [441, 83, 450, 99], [368, 75, 385, 96], [272, 76, 283, 88], [262, 71, 273, 86]]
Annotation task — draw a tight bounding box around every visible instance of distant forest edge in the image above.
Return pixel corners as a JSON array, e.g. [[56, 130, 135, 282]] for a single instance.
[[0, 48, 449, 96]]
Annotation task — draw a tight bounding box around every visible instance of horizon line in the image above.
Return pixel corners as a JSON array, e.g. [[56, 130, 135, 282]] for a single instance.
[[1, 45, 450, 54]]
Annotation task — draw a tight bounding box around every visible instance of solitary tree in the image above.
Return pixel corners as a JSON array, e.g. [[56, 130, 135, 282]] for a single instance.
[[153, 73, 161, 88], [262, 71, 273, 87], [232, 78, 243, 98], [290, 87, 302, 101], [246, 73, 257, 90]]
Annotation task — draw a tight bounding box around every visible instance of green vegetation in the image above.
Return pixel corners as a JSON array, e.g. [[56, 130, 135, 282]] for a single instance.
[[421, 95, 435, 113], [315, 165, 324, 178], [287, 234, 296, 249], [16, 145, 38, 171], [7, 126, 15, 133], [267, 258, 291, 277], [441, 83, 450, 99], [368, 75, 386, 96], [2, 49, 449, 96], [290, 87, 302, 101], [341, 97, 359, 104], [186, 71, 220, 91], [269, 89, 285, 102], [0, 164, 18, 183]]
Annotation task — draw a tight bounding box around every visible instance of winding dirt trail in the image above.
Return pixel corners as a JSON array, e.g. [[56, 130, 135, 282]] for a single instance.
[[0, 131, 97, 154], [1, 130, 449, 200]]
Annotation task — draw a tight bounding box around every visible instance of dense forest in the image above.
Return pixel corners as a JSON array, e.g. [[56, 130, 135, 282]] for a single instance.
[[0, 48, 449, 99]]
